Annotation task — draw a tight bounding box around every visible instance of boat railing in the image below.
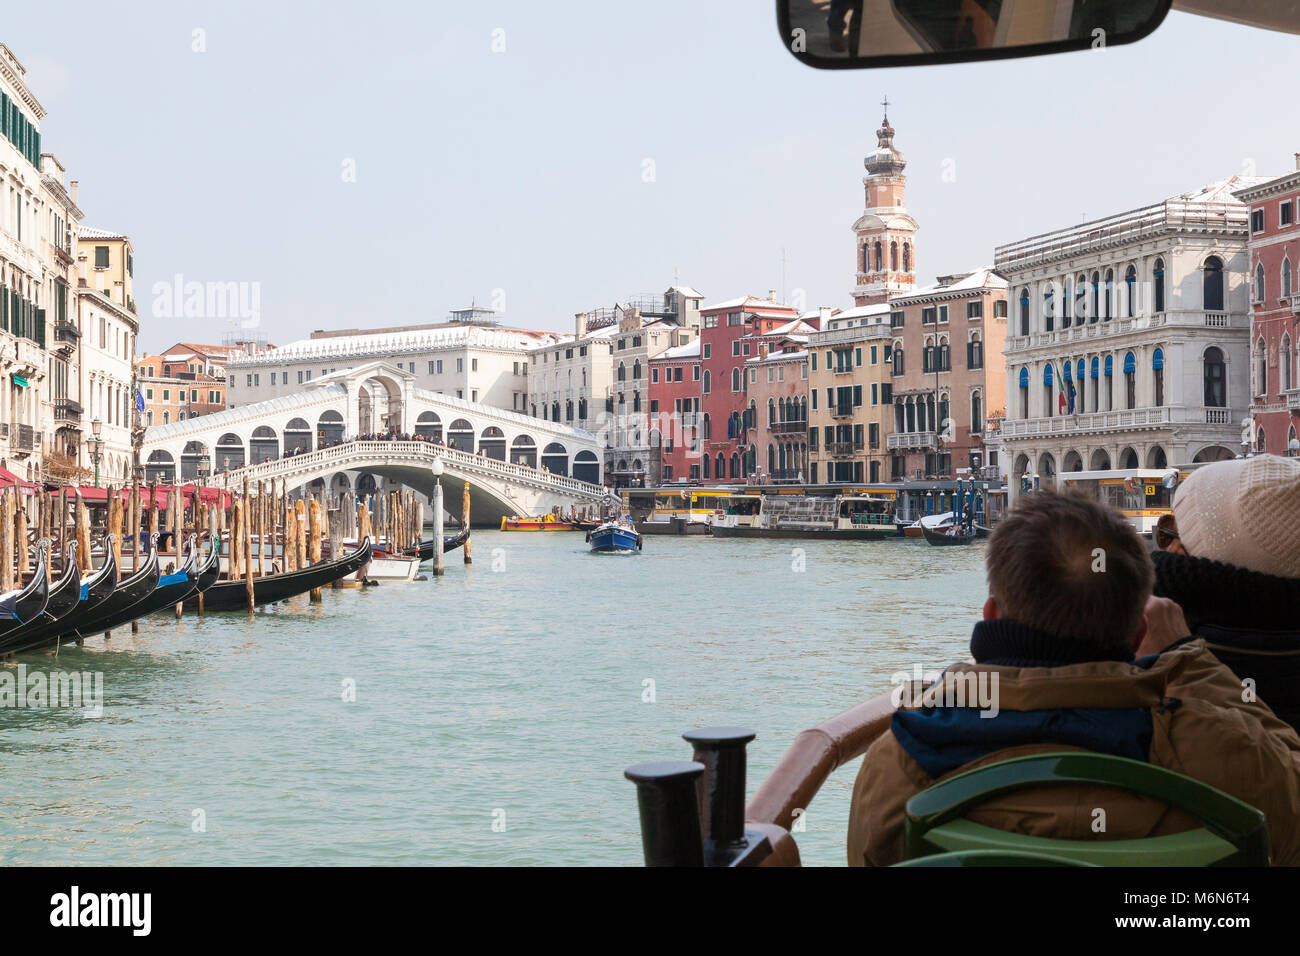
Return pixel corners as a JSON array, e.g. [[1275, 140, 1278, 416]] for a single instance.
[[848, 512, 893, 526], [624, 690, 902, 866]]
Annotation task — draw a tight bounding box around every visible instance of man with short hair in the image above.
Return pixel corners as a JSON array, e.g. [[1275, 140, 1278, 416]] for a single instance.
[[847, 490, 1300, 866]]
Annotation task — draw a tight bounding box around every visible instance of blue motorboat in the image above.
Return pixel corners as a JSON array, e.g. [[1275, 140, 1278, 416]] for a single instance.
[[587, 518, 642, 554]]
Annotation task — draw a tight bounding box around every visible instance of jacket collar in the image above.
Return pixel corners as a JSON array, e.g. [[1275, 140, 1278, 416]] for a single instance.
[[970, 618, 1135, 668], [1153, 550, 1300, 634]]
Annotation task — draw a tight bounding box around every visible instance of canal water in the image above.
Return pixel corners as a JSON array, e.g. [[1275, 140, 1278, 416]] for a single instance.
[[0, 531, 987, 866]]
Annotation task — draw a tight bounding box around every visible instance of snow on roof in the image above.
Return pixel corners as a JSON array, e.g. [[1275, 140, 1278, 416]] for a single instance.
[[892, 268, 1007, 303], [163, 353, 196, 362], [703, 295, 797, 314], [230, 324, 565, 365], [79, 226, 128, 241], [655, 339, 701, 361], [746, 348, 808, 365], [143, 385, 349, 442], [1174, 175, 1272, 204], [668, 285, 704, 299]]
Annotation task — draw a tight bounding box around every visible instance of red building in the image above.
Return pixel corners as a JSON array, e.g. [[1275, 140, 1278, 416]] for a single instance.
[[1235, 170, 1300, 456], [698, 296, 803, 480], [648, 339, 701, 482]]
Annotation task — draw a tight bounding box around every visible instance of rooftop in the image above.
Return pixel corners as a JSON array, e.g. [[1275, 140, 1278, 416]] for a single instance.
[[229, 324, 567, 365]]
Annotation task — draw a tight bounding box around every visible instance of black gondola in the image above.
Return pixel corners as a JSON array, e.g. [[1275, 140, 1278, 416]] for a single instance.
[[0, 543, 51, 639], [0, 537, 118, 654], [921, 523, 977, 546], [82, 535, 211, 637], [19, 542, 83, 630], [50, 538, 163, 646], [184, 537, 372, 612], [407, 529, 470, 561]]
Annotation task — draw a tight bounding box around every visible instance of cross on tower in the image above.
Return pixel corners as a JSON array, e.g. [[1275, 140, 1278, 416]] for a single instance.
[[881, 95, 889, 118]]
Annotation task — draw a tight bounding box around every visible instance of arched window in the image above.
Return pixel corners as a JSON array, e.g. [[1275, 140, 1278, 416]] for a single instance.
[[1076, 273, 1088, 322], [890, 241, 899, 271], [702, 413, 711, 440], [1283, 334, 1294, 392], [903, 243, 911, 271], [938, 338, 950, 370], [1091, 271, 1100, 321], [1257, 337, 1268, 397], [1153, 258, 1165, 313], [1018, 367, 1029, 419], [632, 360, 641, 380], [617, 362, 626, 381], [1104, 268, 1114, 320], [1089, 356, 1099, 412], [874, 241, 882, 271], [970, 390, 982, 434], [1104, 354, 1114, 410], [1062, 276, 1073, 327], [1125, 264, 1137, 316], [767, 398, 776, 426], [1284, 258, 1293, 299], [702, 453, 711, 479], [892, 346, 904, 375], [1204, 346, 1226, 407], [1204, 256, 1225, 311], [1018, 288, 1030, 336], [861, 244, 869, 273], [1043, 286, 1055, 332], [1043, 362, 1054, 417], [1123, 351, 1136, 409], [633, 392, 641, 412], [702, 369, 711, 394], [1152, 347, 1165, 406], [967, 332, 983, 370], [1255, 263, 1266, 303], [731, 367, 740, 392]]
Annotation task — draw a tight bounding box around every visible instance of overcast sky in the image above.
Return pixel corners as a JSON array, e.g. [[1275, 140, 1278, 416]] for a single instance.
[[7, 2, 1294, 352]]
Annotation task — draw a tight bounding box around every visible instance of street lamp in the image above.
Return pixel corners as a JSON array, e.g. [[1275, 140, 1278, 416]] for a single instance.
[[431, 456, 445, 576], [89, 417, 104, 488]]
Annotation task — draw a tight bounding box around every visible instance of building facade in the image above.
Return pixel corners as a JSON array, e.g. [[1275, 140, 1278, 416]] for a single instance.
[[995, 176, 1265, 499], [1233, 168, 1300, 456], [227, 311, 556, 416], [745, 344, 809, 482], [648, 338, 701, 482], [807, 304, 893, 483], [888, 269, 1007, 480]]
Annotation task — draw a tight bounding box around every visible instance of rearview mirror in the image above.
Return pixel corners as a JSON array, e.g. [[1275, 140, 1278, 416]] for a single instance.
[[778, 0, 1172, 69]]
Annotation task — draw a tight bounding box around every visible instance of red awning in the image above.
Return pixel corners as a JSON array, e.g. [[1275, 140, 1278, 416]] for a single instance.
[[0, 467, 38, 495]]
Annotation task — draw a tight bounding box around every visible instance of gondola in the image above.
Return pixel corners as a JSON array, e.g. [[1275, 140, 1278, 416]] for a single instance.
[[921, 523, 977, 546], [0, 538, 117, 654], [82, 535, 212, 637], [407, 529, 470, 561], [184, 537, 372, 612], [52, 538, 162, 645], [15, 542, 83, 632], [0, 543, 51, 639]]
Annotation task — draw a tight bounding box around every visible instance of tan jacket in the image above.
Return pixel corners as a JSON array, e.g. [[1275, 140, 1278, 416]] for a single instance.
[[848, 640, 1300, 866]]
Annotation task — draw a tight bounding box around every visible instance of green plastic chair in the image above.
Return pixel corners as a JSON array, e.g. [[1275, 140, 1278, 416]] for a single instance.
[[895, 849, 1096, 867], [902, 751, 1270, 867]]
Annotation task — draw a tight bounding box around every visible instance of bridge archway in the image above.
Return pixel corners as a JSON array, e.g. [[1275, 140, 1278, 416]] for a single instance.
[[360, 374, 404, 434], [217, 433, 245, 473], [181, 441, 209, 481], [250, 426, 278, 463], [480, 426, 506, 461], [574, 450, 599, 483], [415, 411, 442, 442], [511, 434, 537, 467], [284, 417, 312, 456], [317, 410, 344, 446], [542, 442, 568, 477], [146, 450, 175, 483], [356, 472, 379, 497], [447, 419, 474, 453]]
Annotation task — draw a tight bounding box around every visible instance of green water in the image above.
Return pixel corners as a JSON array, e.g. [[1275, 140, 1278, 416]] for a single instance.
[[0, 530, 987, 866]]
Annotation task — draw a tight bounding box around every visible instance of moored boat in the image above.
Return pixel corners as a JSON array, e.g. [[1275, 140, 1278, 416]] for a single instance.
[[500, 514, 580, 531], [709, 491, 896, 540], [587, 518, 641, 553], [184, 537, 372, 612]]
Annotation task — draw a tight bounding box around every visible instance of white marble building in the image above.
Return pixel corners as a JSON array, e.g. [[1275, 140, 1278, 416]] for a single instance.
[[995, 176, 1265, 498]]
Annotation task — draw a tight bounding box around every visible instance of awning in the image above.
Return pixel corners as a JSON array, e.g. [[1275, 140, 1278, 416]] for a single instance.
[[11, 375, 28, 388]]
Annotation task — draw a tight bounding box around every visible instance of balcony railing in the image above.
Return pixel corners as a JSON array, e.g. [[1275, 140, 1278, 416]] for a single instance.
[[887, 431, 937, 450], [54, 398, 83, 423], [769, 419, 808, 435], [54, 321, 80, 345], [1006, 311, 1246, 352], [1286, 388, 1300, 411], [11, 424, 34, 453], [831, 404, 854, 419], [999, 405, 1245, 437], [828, 441, 864, 456]]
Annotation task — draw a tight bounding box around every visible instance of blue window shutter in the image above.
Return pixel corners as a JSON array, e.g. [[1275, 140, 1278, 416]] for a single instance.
[[1090, 357, 1099, 379], [1152, 348, 1164, 370], [1043, 363, 1053, 386], [1123, 351, 1136, 374], [1105, 355, 1114, 377], [1018, 367, 1028, 387]]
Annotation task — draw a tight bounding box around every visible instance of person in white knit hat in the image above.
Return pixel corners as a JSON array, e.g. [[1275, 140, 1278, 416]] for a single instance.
[[1152, 453, 1300, 729]]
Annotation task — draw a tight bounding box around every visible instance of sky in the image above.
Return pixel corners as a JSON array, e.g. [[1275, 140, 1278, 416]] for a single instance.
[[6, 2, 1296, 353]]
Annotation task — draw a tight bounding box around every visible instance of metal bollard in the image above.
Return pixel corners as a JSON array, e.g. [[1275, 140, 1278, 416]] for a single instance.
[[682, 726, 771, 867], [623, 760, 705, 866]]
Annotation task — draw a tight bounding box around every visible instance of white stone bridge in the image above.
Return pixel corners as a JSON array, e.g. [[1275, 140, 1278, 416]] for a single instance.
[[140, 361, 609, 523]]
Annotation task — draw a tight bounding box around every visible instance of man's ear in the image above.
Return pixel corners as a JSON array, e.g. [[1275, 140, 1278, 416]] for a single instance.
[[983, 596, 999, 621]]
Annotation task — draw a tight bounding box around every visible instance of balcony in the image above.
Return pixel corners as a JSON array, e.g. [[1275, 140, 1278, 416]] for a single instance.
[[827, 441, 864, 457], [887, 431, 937, 450], [54, 320, 80, 346], [1287, 388, 1300, 411], [770, 419, 808, 435], [1006, 311, 1247, 352], [999, 405, 1247, 438], [10, 424, 34, 454], [831, 404, 855, 419], [832, 365, 855, 375], [54, 398, 83, 424]]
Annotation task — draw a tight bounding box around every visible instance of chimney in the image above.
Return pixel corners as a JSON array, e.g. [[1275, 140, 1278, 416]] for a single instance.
[[817, 306, 832, 329], [759, 343, 769, 360], [768, 289, 778, 302], [70, 180, 78, 203], [575, 312, 587, 340], [1294, 153, 1300, 171]]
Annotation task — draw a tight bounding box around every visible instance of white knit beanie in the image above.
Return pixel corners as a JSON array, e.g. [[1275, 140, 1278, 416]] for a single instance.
[[1173, 454, 1300, 580]]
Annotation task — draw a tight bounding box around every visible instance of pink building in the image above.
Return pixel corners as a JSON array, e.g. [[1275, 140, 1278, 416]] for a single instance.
[[648, 339, 701, 482], [745, 344, 810, 482], [1235, 169, 1300, 456]]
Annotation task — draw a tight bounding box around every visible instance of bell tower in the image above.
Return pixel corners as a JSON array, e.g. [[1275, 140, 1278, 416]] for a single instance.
[[852, 99, 918, 306]]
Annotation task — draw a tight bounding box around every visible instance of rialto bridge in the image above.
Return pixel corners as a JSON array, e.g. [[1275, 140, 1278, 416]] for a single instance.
[[139, 362, 610, 523]]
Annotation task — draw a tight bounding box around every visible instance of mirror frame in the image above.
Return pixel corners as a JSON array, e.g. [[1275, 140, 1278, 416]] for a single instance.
[[777, 0, 1173, 71]]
